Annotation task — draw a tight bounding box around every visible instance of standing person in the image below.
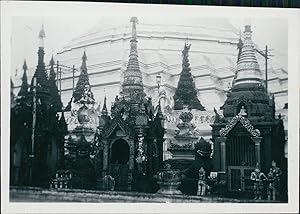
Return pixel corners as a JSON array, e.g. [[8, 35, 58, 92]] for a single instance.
[[251, 165, 267, 200]]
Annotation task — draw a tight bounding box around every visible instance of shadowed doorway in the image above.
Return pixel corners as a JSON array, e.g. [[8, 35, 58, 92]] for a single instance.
[[110, 139, 130, 191]]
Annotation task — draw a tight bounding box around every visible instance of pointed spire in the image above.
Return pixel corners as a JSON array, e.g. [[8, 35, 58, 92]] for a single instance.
[[233, 25, 263, 87], [173, 42, 205, 111], [121, 17, 144, 98], [38, 24, 46, 48], [48, 55, 63, 111], [18, 60, 29, 97], [31, 26, 50, 105], [49, 55, 56, 81], [82, 50, 87, 61], [72, 51, 94, 104], [23, 59, 28, 71], [80, 50, 88, 73], [101, 96, 108, 116]]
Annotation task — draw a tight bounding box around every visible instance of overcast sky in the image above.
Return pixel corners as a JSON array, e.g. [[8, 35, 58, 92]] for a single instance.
[[9, 4, 288, 80]]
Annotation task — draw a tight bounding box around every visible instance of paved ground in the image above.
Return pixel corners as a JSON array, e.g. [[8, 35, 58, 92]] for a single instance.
[[10, 186, 286, 203]]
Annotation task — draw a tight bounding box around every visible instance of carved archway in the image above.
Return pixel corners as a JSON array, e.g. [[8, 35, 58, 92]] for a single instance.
[[111, 139, 129, 164], [109, 139, 130, 191]]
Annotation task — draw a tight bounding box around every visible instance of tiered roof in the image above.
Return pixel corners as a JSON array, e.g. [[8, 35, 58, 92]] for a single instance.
[[121, 17, 145, 99], [221, 25, 274, 120]]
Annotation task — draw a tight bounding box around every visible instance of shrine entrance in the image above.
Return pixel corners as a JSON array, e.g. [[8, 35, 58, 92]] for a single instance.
[[110, 139, 130, 191], [226, 133, 256, 192]]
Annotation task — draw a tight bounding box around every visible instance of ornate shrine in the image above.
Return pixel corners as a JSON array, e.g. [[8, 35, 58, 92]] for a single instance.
[[59, 17, 165, 192], [211, 25, 286, 195]]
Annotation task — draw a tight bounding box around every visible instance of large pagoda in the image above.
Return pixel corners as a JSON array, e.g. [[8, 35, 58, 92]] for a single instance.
[[211, 25, 286, 194]]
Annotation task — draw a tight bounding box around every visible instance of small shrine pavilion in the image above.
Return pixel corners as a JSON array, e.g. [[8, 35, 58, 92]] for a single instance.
[[211, 25, 286, 193]]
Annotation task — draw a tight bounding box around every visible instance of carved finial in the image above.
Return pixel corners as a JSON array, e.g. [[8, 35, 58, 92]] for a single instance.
[[50, 55, 55, 66], [244, 25, 252, 33], [38, 24, 46, 47], [82, 50, 87, 62], [130, 17, 138, 39], [183, 41, 191, 56], [23, 60, 28, 71], [102, 96, 108, 116]]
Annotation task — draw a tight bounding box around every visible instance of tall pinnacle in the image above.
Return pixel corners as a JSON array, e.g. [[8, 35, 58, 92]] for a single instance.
[[233, 25, 263, 87], [73, 51, 95, 104], [102, 96, 108, 116], [49, 55, 56, 81], [121, 17, 144, 98], [32, 25, 48, 90], [18, 60, 29, 97], [48, 55, 62, 111], [173, 42, 205, 110], [38, 24, 46, 48]]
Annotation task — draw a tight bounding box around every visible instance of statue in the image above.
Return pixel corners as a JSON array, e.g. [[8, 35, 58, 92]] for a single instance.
[[250, 166, 267, 200], [239, 106, 247, 116], [267, 160, 282, 200], [197, 167, 208, 196]]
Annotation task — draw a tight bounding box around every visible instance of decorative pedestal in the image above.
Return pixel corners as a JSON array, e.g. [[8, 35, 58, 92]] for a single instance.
[[156, 165, 182, 195]]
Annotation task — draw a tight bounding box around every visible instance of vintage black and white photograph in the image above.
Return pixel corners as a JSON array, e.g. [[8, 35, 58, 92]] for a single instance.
[[1, 2, 299, 214]]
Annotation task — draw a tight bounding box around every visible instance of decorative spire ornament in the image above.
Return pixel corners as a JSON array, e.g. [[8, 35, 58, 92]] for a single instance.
[[38, 24, 46, 48], [102, 96, 108, 116], [233, 25, 263, 86], [18, 60, 29, 97], [48, 55, 63, 111], [49, 55, 56, 81], [31, 25, 50, 105], [72, 51, 95, 104], [121, 17, 145, 99], [173, 42, 205, 111]]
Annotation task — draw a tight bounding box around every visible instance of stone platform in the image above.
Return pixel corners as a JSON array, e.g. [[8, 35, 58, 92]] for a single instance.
[[9, 186, 283, 203]]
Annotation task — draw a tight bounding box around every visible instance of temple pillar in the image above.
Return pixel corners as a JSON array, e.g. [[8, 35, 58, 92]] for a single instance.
[[218, 137, 227, 172], [129, 139, 135, 171], [128, 138, 135, 191], [251, 137, 262, 167], [102, 140, 109, 177]]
